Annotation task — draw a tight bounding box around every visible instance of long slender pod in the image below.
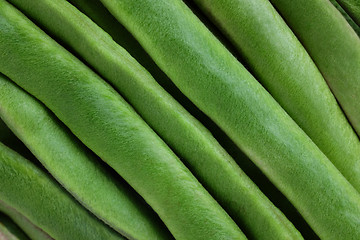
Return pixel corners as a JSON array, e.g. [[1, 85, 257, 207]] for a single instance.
[[7, 0, 303, 239], [0, 1, 245, 239], [0, 212, 29, 240], [270, 0, 360, 136], [0, 74, 172, 240], [336, 0, 360, 26], [64, 1, 312, 235], [0, 204, 49, 240], [67, 0, 174, 90], [330, 0, 360, 35], [100, 0, 360, 239], [190, 0, 360, 191], [67, 0, 227, 135], [0, 142, 124, 240]]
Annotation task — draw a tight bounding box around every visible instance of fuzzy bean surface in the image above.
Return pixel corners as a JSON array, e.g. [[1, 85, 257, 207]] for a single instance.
[[191, 0, 360, 192], [270, 0, 360, 137], [100, 0, 360, 239], [0, 1, 245, 239], [0, 73, 171, 240], [6, 0, 306, 239], [0, 142, 124, 240]]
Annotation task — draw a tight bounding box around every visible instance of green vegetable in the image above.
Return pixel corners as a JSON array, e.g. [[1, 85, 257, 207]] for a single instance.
[[100, 0, 360, 238], [191, 0, 360, 192], [0, 202, 50, 240], [336, 0, 360, 27], [8, 0, 303, 238], [0, 1, 245, 239], [330, 0, 360, 35], [67, 0, 176, 93], [68, 0, 234, 127], [269, 0, 360, 137], [0, 142, 123, 240], [0, 73, 171, 240]]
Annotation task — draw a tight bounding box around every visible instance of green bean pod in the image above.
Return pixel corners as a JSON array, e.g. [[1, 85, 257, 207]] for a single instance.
[[0, 1, 245, 239], [99, 0, 360, 238], [330, 0, 360, 35], [0, 201, 50, 240], [67, 0, 173, 90], [0, 142, 124, 240], [0, 73, 171, 240], [269, 0, 360, 136], [336, 0, 360, 26], [61, 1, 315, 237], [191, 0, 360, 192], [7, 0, 303, 238], [67, 0, 234, 122]]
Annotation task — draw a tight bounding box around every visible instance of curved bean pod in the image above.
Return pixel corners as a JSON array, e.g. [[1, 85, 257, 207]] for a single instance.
[[63, 2, 312, 237], [0, 73, 171, 240], [67, 0, 175, 92], [99, 0, 360, 238], [191, 0, 360, 192], [0, 1, 245, 239], [0, 142, 124, 240], [7, 0, 303, 238], [269, 0, 360, 137]]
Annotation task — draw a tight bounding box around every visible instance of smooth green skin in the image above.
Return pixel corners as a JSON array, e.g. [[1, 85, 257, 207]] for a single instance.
[[0, 212, 29, 240], [330, 0, 360, 35], [0, 203, 49, 240], [0, 75, 171, 240], [336, 0, 360, 27], [270, 0, 360, 137], [100, 0, 360, 239], [0, 143, 124, 240], [0, 2, 245, 240], [7, 1, 303, 239], [191, 0, 360, 193]]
